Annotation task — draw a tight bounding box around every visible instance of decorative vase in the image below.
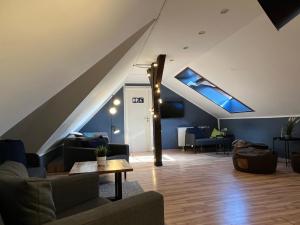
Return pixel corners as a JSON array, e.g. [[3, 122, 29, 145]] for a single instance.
[[97, 156, 106, 166]]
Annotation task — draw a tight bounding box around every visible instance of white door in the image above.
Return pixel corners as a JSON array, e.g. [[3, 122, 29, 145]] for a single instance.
[[124, 86, 153, 152]]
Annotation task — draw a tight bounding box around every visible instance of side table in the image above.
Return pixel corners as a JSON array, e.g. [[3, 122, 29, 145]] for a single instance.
[[273, 137, 300, 167]]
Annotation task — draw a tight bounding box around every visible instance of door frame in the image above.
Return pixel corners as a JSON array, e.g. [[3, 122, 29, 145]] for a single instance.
[[124, 86, 153, 152]]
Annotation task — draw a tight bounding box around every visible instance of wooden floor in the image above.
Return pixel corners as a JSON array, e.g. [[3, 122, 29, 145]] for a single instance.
[[127, 150, 300, 225]]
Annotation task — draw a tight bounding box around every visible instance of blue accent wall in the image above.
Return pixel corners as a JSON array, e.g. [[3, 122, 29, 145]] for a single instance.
[[220, 117, 300, 157], [80, 88, 124, 144], [80, 85, 218, 149], [160, 85, 218, 149]]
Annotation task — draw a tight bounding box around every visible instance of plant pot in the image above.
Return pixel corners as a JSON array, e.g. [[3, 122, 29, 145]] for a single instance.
[[97, 156, 106, 166], [291, 152, 300, 173], [284, 134, 291, 139]]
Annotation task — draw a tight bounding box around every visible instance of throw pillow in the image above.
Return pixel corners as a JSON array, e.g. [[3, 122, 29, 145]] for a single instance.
[[210, 128, 223, 138], [0, 160, 29, 178], [0, 175, 56, 225]]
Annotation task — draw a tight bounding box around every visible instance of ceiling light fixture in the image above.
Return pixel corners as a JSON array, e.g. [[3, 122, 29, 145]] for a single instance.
[[109, 107, 117, 115], [198, 30, 206, 35], [113, 128, 120, 134], [169, 59, 175, 62], [113, 98, 121, 106], [220, 8, 229, 14], [183, 46, 189, 50]]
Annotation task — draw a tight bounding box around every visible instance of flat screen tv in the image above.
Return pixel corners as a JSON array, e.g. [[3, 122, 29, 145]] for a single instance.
[[160, 101, 184, 118]]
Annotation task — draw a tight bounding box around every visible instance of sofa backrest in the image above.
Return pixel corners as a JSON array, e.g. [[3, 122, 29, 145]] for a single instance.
[[0, 140, 27, 167], [0, 161, 56, 225], [63, 137, 108, 149], [186, 127, 210, 139]]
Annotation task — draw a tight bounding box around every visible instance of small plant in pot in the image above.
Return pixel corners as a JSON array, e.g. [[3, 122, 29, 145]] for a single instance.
[[284, 117, 300, 139], [95, 145, 108, 166]]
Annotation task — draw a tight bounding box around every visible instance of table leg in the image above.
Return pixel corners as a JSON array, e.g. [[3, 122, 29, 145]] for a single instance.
[[285, 140, 288, 167], [272, 139, 275, 153], [115, 172, 122, 200], [287, 141, 290, 166]]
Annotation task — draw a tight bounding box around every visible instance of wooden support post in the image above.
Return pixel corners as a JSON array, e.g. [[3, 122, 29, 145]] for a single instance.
[[148, 54, 166, 167]]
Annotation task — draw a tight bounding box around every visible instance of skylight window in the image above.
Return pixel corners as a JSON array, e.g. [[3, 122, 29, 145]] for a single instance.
[[175, 68, 253, 113]]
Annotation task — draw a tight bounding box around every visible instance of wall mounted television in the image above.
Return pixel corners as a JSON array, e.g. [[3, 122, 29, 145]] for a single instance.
[[160, 101, 184, 118]]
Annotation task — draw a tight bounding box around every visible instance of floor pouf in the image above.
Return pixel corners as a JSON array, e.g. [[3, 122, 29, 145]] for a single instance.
[[233, 148, 278, 174]]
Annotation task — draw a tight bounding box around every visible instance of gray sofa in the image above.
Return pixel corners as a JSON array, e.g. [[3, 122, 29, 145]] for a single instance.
[[0, 161, 164, 225], [48, 137, 129, 172]]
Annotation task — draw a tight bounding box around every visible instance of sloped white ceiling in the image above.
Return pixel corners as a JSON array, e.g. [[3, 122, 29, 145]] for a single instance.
[[0, 0, 164, 136], [189, 14, 300, 118], [132, 0, 300, 118]]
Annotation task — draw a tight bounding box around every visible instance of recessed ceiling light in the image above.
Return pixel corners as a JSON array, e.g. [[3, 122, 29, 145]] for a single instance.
[[169, 59, 175, 62], [220, 8, 229, 14], [183, 46, 189, 50], [198, 30, 206, 35]]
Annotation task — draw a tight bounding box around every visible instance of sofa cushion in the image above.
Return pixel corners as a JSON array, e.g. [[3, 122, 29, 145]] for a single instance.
[[0, 214, 3, 225], [0, 175, 56, 225], [28, 167, 47, 178], [0, 160, 29, 178], [56, 197, 110, 219], [186, 127, 210, 139]]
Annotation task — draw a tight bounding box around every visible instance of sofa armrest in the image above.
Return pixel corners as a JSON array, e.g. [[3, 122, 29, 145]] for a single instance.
[[185, 133, 195, 146], [107, 144, 129, 159], [63, 147, 96, 171], [49, 173, 99, 214], [45, 191, 164, 225], [25, 153, 41, 167], [27, 167, 47, 178]]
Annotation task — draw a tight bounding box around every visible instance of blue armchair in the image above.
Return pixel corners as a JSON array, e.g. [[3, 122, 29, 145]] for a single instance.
[[185, 127, 233, 153]]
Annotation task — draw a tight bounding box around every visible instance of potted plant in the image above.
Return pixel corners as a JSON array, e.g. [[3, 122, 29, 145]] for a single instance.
[[95, 145, 108, 166], [284, 117, 300, 139]]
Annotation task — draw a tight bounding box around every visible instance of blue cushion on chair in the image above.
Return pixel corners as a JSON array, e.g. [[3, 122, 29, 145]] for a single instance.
[[0, 140, 27, 167]]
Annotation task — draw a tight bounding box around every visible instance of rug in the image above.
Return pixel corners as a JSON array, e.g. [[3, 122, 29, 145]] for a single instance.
[[99, 181, 144, 199]]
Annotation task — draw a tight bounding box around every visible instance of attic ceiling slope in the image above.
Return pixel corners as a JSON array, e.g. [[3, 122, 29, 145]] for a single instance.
[[128, 0, 262, 117], [189, 14, 300, 118], [0, 0, 164, 135], [131, 0, 300, 118], [39, 23, 154, 155], [1, 20, 154, 153]]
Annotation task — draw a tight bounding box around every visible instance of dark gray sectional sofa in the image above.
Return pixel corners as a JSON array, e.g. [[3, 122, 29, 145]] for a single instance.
[[0, 161, 165, 225]]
